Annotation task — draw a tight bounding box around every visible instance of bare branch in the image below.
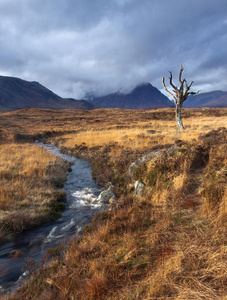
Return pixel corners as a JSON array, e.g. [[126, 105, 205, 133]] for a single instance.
[[162, 77, 177, 105], [183, 80, 195, 98], [168, 71, 178, 92], [179, 64, 184, 84], [185, 80, 188, 90], [187, 90, 200, 95], [180, 78, 186, 92], [188, 81, 194, 89]]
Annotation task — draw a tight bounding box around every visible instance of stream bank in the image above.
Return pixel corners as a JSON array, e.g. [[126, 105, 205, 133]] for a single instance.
[[0, 144, 105, 296]]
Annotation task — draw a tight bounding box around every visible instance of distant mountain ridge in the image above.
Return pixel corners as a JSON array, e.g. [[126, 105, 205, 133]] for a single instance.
[[0, 76, 96, 111], [1, 76, 225, 112], [184, 90, 227, 108], [91, 83, 174, 109]]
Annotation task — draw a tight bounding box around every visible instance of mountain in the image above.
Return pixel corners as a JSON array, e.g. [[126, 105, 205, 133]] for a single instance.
[[91, 83, 174, 109], [0, 76, 96, 111], [184, 91, 227, 108]]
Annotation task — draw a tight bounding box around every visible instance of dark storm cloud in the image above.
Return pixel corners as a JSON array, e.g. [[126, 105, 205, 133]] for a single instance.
[[0, 0, 226, 98]]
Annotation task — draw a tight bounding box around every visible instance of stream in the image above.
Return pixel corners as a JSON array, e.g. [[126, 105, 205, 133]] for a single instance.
[[0, 144, 104, 295]]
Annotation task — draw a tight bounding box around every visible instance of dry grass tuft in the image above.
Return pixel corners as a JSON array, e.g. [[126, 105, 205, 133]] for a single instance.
[[0, 143, 71, 243]]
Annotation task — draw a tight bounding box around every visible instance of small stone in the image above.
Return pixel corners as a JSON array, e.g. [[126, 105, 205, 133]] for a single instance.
[[135, 180, 146, 196]]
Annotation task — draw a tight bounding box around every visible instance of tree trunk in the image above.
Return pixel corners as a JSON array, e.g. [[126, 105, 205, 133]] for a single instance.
[[176, 103, 184, 131]]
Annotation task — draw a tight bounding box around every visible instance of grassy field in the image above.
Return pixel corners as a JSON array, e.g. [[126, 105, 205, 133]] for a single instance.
[[0, 107, 226, 299], [0, 143, 71, 244]]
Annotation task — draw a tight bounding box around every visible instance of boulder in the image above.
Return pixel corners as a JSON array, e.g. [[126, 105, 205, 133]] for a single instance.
[[135, 180, 146, 196], [128, 146, 179, 178], [96, 189, 116, 205], [128, 149, 161, 177]]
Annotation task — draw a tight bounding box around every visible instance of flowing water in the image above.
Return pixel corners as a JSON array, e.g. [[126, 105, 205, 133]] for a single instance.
[[0, 144, 103, 294]]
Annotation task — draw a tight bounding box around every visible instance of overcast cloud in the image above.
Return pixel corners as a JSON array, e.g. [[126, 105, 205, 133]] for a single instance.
[[0, 0, 226, 99]]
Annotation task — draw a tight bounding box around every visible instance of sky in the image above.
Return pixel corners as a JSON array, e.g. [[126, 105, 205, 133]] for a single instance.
[[0, 0, 226, 99]]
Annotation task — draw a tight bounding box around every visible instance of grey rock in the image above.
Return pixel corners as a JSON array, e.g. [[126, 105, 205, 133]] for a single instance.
[[166, 145, 179, 154], [128, 149, 161, 177], [128, 146, 179, 178], [135, 180, 146, 196], [96, 189, 116, 205]]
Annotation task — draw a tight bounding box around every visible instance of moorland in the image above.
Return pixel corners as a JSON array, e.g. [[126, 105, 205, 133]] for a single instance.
[[0, 107, 227, 299]]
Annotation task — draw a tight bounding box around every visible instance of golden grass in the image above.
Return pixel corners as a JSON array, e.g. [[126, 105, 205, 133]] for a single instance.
[[0, 144, 55, 210], [0, 107, 226, 145], [0, 143, 70, 243], [0, 107, 226, 299], [58, 115, 227, 150]]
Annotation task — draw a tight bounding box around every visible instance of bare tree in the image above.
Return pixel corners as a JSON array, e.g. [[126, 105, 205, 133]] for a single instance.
[[162, 65, 199, 131]]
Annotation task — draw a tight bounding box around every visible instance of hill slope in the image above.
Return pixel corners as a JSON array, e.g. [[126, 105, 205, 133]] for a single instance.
[[92, 83, 174, 109], [0, 76, 96, 111], [184, 90, 227, 107]]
